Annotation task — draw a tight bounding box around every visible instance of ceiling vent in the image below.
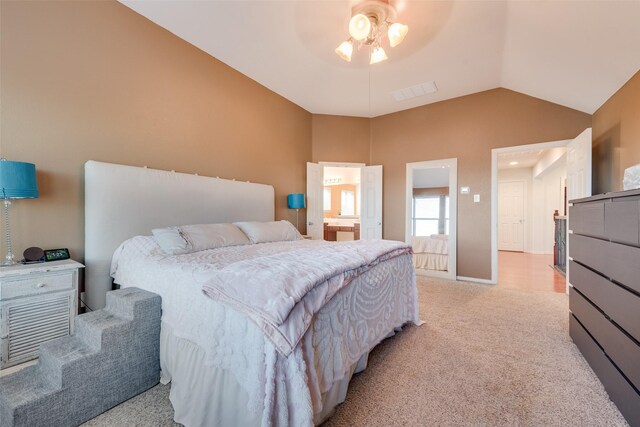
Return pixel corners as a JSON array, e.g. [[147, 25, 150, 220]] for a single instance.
[[391, 81, 438, 102]]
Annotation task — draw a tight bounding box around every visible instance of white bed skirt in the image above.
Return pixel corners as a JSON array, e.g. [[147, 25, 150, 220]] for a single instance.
[[413, 253, 448, 271], [160, 322, 370, 426]]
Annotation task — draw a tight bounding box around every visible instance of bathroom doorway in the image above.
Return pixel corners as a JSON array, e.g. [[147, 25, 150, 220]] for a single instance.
[[306, 162, 383, 240]]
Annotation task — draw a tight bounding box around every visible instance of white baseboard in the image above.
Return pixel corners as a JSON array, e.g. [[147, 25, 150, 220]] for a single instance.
[[456, 276, 496, 285], [415, 268, 453, 280]]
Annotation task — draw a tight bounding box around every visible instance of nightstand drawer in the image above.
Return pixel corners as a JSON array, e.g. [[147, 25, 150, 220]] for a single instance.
[[1, 272, 74, 300]]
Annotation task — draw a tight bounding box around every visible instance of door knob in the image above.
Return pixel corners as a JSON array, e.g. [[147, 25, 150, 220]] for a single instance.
[[308, 222, 314, 226], [377, 222, 382, 226]]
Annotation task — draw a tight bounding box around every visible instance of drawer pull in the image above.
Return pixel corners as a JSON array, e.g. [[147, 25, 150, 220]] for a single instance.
[[36, 283, 46, 288]]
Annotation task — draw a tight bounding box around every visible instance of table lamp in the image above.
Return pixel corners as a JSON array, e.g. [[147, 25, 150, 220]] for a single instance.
[[287, 193, 306, 232], [0, 159, 39, 266]]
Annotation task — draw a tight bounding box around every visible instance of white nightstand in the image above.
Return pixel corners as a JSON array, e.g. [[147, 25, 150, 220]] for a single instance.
[[0, 259, 83, 369]]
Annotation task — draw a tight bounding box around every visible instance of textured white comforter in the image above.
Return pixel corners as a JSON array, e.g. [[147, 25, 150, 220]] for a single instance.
[[111, 237, 419, 426], [202, 240, 411, 356]]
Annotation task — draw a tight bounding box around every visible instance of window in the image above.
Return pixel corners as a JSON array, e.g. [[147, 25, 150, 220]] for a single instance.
[[413, 195, 449, 236], [323, 188, 332, 211], [341, 190, 355, 216]]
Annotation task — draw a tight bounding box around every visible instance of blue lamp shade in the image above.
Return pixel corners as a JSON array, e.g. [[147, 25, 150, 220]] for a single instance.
[[287, 193, 305, 209], [0, 160, 39, 199]]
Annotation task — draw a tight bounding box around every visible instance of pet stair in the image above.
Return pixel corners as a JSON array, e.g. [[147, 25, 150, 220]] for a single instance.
[[0, 287, 161, 427]]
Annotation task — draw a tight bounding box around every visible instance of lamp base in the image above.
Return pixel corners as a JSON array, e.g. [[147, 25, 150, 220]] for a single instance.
[[2, 199, 16, 267]]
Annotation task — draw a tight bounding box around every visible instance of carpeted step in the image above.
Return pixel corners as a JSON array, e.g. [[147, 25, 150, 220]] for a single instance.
[[103, 286, 162, 320], [0, 366, 60, 416], [75, 310, 132, 350], [37, 335, 98, 389], [0, 287, 161, 427]]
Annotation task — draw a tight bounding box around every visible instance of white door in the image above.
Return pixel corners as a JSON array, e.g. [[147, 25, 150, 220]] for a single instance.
[[566, 128, 592, 292], [360, 165, 383, 239], [566, 128, 592, 203], [498, 181, 525, 251], [306, 162, 324, 240]]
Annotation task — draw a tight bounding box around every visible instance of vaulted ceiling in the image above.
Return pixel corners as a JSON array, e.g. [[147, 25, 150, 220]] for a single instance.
[[120, 0, 640, 118]]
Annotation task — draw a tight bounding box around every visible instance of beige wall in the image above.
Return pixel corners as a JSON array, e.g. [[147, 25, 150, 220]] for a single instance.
[[592, 70, 640, 194], [0, 1, 312, 261], [371, 88, 591, 279], [1, 1, 607, 282], [312, 115, 370, 164]]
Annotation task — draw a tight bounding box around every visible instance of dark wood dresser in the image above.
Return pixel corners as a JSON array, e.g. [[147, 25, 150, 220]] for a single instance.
[[569, 189, 640, 426]]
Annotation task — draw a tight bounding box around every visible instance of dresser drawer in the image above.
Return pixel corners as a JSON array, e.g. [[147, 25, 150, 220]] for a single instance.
[[570, 234, 640, 295], [604, 197, 640, 246], [1, 272, 74, 300], [570, 315, 640, 426], [570, 261, 640, 342], [570, 288, 640, 391], [569, 200, 605, 238]]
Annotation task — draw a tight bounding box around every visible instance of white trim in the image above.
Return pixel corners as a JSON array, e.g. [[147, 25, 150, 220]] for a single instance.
[[318, 161, 366, 167], [456, 276, 495, 285], [491, 139, 571, 284], [406, 158, 457, 281]]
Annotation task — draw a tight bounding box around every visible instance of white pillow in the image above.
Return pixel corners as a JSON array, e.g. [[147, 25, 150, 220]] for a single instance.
[[181, 223, 250, 252], [152, 226, 191, 255], [234, 220, 302, 244], [152, 223, 250, 255]]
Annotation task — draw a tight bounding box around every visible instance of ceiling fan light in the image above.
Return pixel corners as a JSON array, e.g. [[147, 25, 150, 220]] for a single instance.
[[349, 14, 371, 41], [388, 23, 408, 47], [370, 46, 388, 64], [335, 40, 353, 62]]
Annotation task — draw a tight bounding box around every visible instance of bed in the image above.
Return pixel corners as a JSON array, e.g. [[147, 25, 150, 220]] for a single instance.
[[84, 161, 420, 426], [411, 235, 449, 272]]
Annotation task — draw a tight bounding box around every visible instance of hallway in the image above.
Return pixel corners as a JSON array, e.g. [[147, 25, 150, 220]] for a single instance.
[[498, 251, 566, 293]]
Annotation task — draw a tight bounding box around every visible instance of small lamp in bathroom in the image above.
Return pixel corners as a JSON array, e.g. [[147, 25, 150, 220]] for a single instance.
[[287, 193, 306, 232]]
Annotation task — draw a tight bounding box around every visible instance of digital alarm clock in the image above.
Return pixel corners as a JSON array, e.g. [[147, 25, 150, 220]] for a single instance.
[[44, 248, 71, 262]]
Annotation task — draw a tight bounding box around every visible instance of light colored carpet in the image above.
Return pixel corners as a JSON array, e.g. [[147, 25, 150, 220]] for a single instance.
[[83, 278, 628, 426]]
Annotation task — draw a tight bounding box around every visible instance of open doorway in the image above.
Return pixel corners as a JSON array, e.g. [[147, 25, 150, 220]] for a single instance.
[[323, 166, 361, 241], [497, 147, 567, 292], [405, 158, 457, 280], [491, 128, 592, 292], [306, 162, 383, 241]]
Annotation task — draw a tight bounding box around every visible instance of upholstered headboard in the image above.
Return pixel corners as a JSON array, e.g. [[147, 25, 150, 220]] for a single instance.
[[84, 160, 274, 310]]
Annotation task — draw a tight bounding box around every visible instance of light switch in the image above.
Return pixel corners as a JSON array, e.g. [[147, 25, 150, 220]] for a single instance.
[[460, 186, 470, 194], [473, 194, 480, 203]]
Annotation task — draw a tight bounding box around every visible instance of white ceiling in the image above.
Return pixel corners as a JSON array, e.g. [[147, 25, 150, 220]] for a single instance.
[[121, 0, 640, 117], [497, 147, 566, 170]]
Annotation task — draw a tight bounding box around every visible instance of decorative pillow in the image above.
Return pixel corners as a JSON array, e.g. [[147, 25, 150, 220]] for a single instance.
[[234, 220, 302, 244], [152, 226, 191, 255], [181, 223, 250, 252], [152, 223, 250, 255]]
